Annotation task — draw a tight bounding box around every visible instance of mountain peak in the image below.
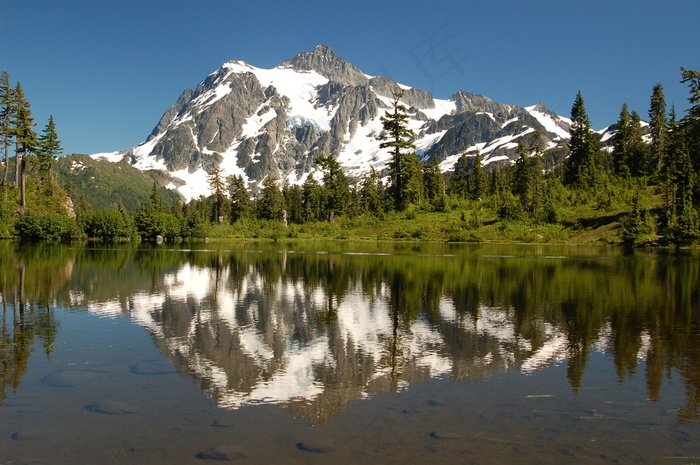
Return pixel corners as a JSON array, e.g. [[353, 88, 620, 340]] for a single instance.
[[280, 45, 368, 86]]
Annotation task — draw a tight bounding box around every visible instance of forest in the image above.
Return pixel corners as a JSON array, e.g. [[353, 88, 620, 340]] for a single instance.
[[1, 68, 699, 246]]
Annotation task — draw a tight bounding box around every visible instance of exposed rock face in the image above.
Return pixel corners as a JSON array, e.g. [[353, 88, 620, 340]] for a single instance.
[[119, 45, 575, 200]]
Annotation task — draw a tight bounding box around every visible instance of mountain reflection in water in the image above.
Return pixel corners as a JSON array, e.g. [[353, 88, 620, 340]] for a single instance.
[[2, 241, 700, 426]]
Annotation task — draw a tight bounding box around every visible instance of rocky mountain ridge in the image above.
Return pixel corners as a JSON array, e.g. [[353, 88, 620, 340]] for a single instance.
[[93, 45, 577, 201]]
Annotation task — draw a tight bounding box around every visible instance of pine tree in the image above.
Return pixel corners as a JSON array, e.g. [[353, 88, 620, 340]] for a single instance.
[[282, 184, 304, 224], [228, 175, 252, 222], [564, 91, 599, 187], [316, 153, 350, 221], [302, 175, 323, 222], [612, 103, 631, 176], [664, 108, 698, 243], [36, 115, 62, 195], [627, 110, 648, 176], [680, 67, 700, 168], [380, 92, 423, 210], [12, 83, 37, 210], [449, 153, 469, 199], [422, 156, 445, 209], [648, 83, 667, 173], [468, 151, 486, 201], [0, 70, 14, 188], [359, 167, 384, 216], [207, 167, 227, 223], [512, 134, 544, 214], [257, 177, 285, 222]]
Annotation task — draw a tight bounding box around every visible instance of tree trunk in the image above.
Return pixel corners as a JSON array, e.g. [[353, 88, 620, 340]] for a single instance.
[[1, 138, 8, 187], [19, 156, 26, 211]]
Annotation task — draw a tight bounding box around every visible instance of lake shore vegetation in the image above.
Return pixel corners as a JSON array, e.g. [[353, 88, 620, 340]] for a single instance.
[[1, 69, 699, 246]]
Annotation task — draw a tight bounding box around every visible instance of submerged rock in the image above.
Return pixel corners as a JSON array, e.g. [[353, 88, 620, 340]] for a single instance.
[[41, 370, 102, 388], [85, 400, 137, 415], [129, 359, 177, 375], [296, 441, 333, 454], [195, 445, 247, 460]]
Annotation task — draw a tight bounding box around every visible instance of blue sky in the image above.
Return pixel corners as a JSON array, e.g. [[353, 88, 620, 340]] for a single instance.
[[2, 0, 699, 155]]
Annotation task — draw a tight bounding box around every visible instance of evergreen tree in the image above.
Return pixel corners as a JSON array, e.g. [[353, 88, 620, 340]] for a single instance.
[[564, 91, 599, 187], [648, 83, 667, 173], [228, 175, 252, 222], [316, 153, 350, 221], [0, 70, 14, 188], [148, 181, 162, 212], [257, 177, 286, 222], [612, 103, 632, 177], [380, 92, 423, 210], [468, 152, 486, 201], [627, 110, 648, 176], [36, 115, 62, 195], [359, 167, 384, 216], [12, 83, 37, 210], [680, 67, 700, 168], [664, 109, 698, 243], [302, 175, 323, 222], [449, 153, 470, 199], [282, 185, 304, 224], [422, 156, 445, 209], [512, 137, 544, 214], [207, 167, 227, 223]]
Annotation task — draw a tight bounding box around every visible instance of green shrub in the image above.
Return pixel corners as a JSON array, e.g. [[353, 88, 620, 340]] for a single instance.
[[15, 211, 81, 241], [82, 209, 136, 240]]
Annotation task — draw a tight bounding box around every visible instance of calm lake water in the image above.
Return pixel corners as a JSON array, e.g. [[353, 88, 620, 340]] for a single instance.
[[1, 241, 700, 464]]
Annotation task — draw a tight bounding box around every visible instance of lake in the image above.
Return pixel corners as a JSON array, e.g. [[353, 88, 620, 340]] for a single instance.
[[1, 241, 700, 464]]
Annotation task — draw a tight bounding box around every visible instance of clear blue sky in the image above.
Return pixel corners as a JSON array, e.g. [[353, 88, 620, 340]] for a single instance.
[[2, 0, 698, 155]]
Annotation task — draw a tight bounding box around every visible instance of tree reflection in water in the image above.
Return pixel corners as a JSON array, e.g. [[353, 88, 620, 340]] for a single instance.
[[1, 242, 700, 425]]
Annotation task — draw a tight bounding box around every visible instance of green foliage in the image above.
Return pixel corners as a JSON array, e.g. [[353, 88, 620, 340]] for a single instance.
[[316, 153, 351, 220], [81, 208, 136, 240], [15, 211, 80, 241], [619, 192, 656, 246], [53, 155, 180, 211], [229, 175, 253, 222], [257, 177, 286, 222], [564, 91, 600, 187], [380, 92, 423, 210]]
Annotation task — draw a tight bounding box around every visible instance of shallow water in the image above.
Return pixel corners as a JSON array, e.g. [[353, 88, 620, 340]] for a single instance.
[[1, 241, 700, 464]]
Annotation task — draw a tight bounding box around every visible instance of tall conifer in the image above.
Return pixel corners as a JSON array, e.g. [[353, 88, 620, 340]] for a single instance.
[[564, 91, 598, 187], [648, 83, 667, 173], [380, 92, 423, 210]]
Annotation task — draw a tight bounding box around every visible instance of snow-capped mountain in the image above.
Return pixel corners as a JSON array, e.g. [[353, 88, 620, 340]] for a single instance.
[[93, 45, 573, 201]]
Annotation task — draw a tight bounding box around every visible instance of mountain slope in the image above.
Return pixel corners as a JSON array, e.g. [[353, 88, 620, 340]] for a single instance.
[[95, 45, 575, 201]]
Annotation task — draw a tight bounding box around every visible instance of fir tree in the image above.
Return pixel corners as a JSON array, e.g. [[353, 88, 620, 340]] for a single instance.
[[564, 91, 599, 187], [12, 83, 37, 210], [380, 92, 423, 210], [680, 67, 700, 168], [627, 110, 648, 176], [648, 83, 667, 173], [422, 156, 445, 210], [468, 151, 486, 201], [228, 175, 252, 222], [207, 167, 227, 223], [282, 184, 304, 224], [257, 177, 286, 222], [316, 153, 350, 221], [449, 153, 469, 199], [612, 103, 632, 177], [359, 167, 384, 216], [0, 70, 14, 188], [302, 175, 323, 222], [36, 115, 62, 195], [664, 109, 698, 243]]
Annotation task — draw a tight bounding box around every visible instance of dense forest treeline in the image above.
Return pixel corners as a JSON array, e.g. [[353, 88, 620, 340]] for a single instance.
[[1, 68, 700, 245]]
